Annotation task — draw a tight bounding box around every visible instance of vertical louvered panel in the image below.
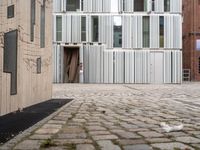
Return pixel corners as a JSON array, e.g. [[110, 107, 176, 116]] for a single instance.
[[63, 15, 72, 43], [104, 51, 113, 83], [53, 0, 62, 12], [114, 51, 125, 83], [72, 15, 81, 43], [53, 15, 56, 42], [83, 44, 89, 83], [164, 50, 172, 83], [170, 0, 182, 13], [125, 51, 135, 83], [150, 15, 159, 48], [122, 16, 132, 49], [164, 16, 173, 49], [103, 0, 111, 12], [99, 15, 113, 48], [132, 16, 142, 49], [87, 16, 92, 42], [124, 0, 134, 12], [173, 15, 182, 49], [155, 0, 164, 13]]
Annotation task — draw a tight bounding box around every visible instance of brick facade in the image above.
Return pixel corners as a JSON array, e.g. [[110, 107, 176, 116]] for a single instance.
[[183, 0, 200, 81]]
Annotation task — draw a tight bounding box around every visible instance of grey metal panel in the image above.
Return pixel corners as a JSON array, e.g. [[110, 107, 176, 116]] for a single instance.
[[3, 30, 18, 95]]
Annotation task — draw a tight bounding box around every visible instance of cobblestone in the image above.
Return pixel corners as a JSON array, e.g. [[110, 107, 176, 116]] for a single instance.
[[3, 84, 200, 150]]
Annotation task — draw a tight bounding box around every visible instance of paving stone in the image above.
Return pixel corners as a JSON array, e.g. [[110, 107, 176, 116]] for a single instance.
[[175, 136, 200, 144], [110, 130, 141, 139], [145, 138, 172, 143], [35, 128, 60, 134], [53, 139, 93, 145], [192, 144, 200, 149], [14, 140, 41, 150], [123, 144, 153, 150], [97, 140, 121, 150], [57, 133, 87, 139], [151, 142, 194, 150], [138, 131, 164, 138], [89, 131, 111, 136], [117, 139, 147, 145], [76, 144, 95, 150], [165, 131, 189, 137], [92, 135, 118, 141], [29, 134, 52, 140], [61, 127, 85, 134], [86, 126, 107, 131]]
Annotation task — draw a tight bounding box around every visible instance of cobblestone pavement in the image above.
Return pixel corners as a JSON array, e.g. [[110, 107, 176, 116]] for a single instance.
[[3, 83, 200, 150]]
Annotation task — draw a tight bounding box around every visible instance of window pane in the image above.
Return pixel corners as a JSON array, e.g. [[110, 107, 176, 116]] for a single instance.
[[30, 0, 35, 41], [37, 57, 42, 74], [143, 16, 150, 48], [7, 5, 14, 18], [4, 30, 18, 95], [134, 0, 147, 11], [160, 16, 164, 48], [113, 16, 122, 47], [164, 0, 170, 12], [81, 16, 86, 41], [152, 0, 155, 11], [56, 16, 62, 41], [66, 0, 80, 11], [92, 16, 99, 42]]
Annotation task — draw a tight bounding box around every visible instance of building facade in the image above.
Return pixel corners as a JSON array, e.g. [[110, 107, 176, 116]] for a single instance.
[[53, 0, 182, 84], [183, 0, 200, 81], [0, 0, 52, 116]]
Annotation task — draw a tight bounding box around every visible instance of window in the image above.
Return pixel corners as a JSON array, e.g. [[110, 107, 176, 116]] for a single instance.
[[92, 16, 99, 42], [56, 16, 62, 41], [113, 16, 122, 47], [81, 16, 86, 41], [143, 16, 150, 48], [3, 30, 18, 95], [196, 39, 200, 50], [66, 0, 80, 11], [159, 16, 164, 48], [7, 5, 14, 18], [40, 0, 45, 48], [30, 0, 35, 41], [134, 0, 147, 11], [164, 0, 170, 12], [152, 0, 155, 11], [37, 57, 42, 74]]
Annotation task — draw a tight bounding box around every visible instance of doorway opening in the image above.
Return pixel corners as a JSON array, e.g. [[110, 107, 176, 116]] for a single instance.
[[63, 47, 80, 83]]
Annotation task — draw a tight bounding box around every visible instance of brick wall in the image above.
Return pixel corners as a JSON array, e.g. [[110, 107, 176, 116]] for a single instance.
[[183, 0, 200, 81]]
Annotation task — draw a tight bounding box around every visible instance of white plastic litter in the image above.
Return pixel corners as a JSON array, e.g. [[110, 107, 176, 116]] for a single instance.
[[160, 122, 184, 133]]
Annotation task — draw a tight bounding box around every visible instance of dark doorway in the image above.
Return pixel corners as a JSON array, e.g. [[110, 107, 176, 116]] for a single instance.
[[63, 47, 80, 83]]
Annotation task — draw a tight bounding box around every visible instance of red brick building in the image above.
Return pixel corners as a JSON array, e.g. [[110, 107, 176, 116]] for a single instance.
[[183, 0, 200, 81]]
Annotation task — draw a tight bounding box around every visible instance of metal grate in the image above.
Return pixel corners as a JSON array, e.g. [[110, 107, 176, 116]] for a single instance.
[[0, 99, 72, 144], [183, 69, 191, 81]]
